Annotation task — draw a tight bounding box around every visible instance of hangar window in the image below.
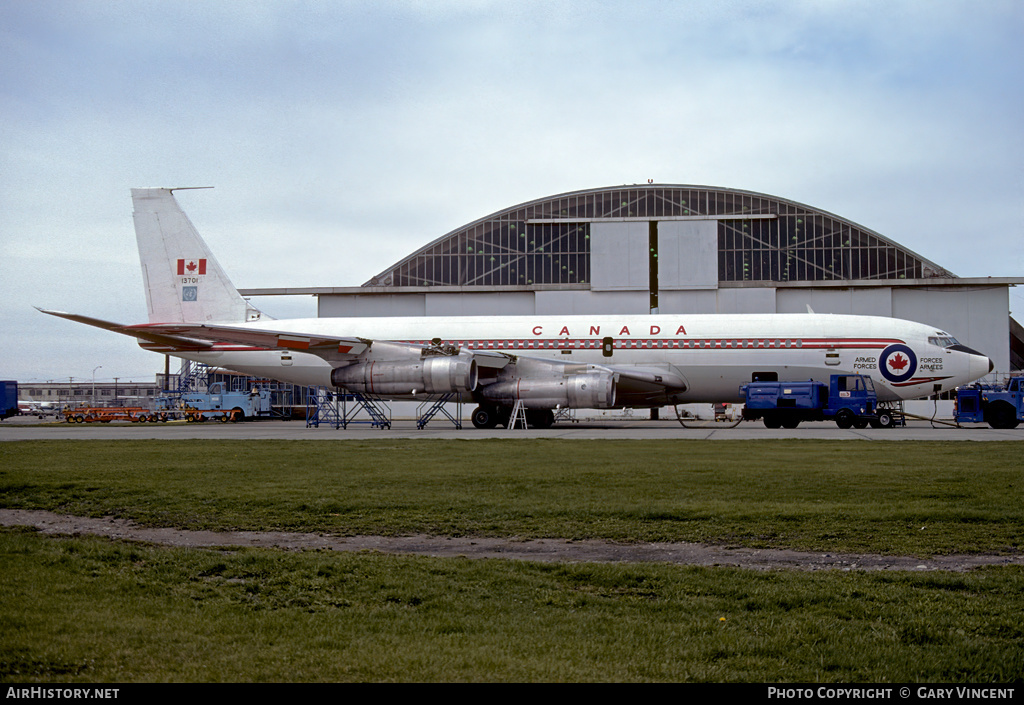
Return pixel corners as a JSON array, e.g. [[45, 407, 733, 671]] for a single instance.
[[384, 217, 590, 287], [365, 185, 951, 288]]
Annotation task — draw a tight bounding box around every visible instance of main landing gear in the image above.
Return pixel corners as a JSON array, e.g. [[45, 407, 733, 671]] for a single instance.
[[471, 405, 554, 429]]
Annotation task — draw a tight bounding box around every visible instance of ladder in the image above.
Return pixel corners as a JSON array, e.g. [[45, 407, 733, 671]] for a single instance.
[[507, 400, 529, 430]]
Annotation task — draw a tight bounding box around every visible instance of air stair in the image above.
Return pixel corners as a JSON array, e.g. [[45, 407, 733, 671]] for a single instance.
[[306, 386, 391, 429], [415, 393, 464, 429]]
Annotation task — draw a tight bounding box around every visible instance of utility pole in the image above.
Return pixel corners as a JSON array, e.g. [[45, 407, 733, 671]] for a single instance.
[[92, 366, 102, 406]]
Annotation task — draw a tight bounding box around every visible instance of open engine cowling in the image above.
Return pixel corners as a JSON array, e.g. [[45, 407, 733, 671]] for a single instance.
[[331, 353, 478, 396], [479, 370, 617, 409]]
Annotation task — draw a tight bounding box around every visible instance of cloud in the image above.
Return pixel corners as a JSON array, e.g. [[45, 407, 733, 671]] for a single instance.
[[1, 0, 1021, 379]]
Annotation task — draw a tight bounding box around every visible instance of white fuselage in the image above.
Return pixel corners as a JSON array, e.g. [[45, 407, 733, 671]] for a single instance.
[[47, 189, 994, 414], [165, 312, 992, 404]]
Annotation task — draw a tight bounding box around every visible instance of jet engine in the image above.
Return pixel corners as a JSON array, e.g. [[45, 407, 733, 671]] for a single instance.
[[330, 342, 478, 396], [479, 369, 617, 409]]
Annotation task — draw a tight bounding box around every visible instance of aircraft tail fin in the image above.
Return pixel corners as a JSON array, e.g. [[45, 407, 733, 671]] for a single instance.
[[132, 188, 268, 324]]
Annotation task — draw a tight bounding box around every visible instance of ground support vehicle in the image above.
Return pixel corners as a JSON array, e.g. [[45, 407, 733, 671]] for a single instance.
[[954, 377, 1023, 429], [156, 382, 273, 422], [740, 374, 896, 429], [1, 381, 18, 420], [62, 407, 161, 423]]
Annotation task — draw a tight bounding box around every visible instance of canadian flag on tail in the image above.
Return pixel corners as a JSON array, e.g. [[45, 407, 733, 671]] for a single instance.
[[177, 259, 207, 275]]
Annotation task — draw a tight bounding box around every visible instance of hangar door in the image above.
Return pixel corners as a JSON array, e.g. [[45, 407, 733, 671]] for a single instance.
[[656, 220, 718, 290], [590, 219, 719, 311], [589, 222, 650, 291]]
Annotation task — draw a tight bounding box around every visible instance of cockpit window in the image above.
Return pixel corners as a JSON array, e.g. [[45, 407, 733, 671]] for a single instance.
[[929, 336, 959, 348]]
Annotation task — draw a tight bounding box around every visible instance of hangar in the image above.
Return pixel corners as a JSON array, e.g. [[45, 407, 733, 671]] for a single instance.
[[242, 184, 1023, 377]]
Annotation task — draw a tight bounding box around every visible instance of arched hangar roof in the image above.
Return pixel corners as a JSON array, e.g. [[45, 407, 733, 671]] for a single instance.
[[363, 184, 953, 288]]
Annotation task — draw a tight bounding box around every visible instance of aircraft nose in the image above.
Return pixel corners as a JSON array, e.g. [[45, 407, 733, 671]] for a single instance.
[[968, 352, 994, 381]]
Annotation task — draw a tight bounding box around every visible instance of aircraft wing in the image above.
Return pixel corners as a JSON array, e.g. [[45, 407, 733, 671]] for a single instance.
[[597, 363, 689, 404], [41, 310, 513, 369], [128, 322, 370, 363], [37, 309, 216, 351], [138, 322, 521, 368]]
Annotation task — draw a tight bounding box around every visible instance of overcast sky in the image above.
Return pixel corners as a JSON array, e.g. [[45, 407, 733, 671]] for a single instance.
[[2, 0, 1022, 384]]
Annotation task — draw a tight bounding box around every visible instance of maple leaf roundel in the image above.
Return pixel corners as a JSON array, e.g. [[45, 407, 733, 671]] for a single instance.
[[878, 344, 917, 383]]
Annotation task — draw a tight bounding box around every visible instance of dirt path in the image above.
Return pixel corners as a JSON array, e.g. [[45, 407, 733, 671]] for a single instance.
[[2, 509, 1021, 572]]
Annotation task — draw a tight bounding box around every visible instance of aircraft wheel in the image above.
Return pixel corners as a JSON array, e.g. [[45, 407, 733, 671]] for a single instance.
[[875, 411, 895, 429], [526, 409, 555, 429], [471, 406, 500, 429], [835, 409, 854, 429]]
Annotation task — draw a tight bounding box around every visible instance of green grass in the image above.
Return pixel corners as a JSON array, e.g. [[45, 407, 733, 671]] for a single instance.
[[1, 439, 1022, 554], [1, 439, 1022, 682], [2, 528, 1022, 682]]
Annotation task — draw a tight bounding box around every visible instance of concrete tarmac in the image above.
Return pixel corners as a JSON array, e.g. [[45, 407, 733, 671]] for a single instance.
[[2, 415, 1021, 440]]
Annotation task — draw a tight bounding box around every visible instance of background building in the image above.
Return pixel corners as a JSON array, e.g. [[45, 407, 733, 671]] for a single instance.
[[243, 184, 1023, 374], [17, 380, 160, 408]]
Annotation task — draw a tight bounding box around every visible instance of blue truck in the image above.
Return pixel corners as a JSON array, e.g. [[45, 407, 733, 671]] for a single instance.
[[954, 377, 1023, 429], [156, 382, 273, 422], [740, 373, 895, 429], [1, 381, 17, 420]]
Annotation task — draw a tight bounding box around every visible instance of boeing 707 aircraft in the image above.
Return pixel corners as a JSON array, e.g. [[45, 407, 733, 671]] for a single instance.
[[40, 188, 993, 428]]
